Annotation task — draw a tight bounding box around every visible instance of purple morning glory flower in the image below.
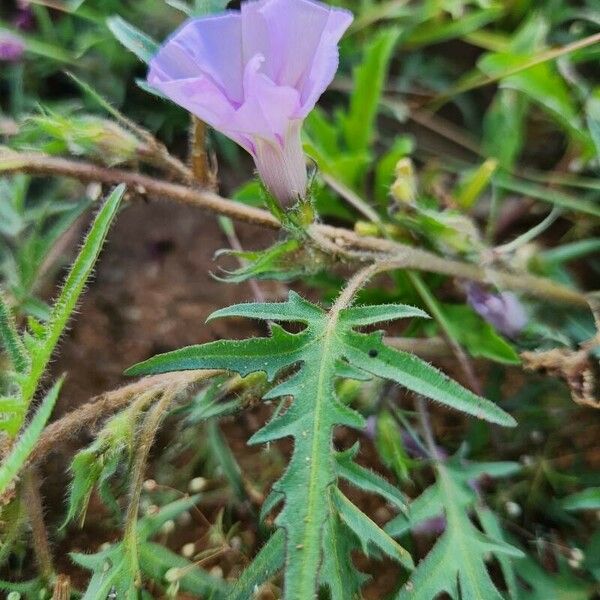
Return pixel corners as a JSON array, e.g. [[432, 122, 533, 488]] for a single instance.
[[467, 283, 527, 338], [0, 32, 25, 62], [147, 0, 353, 203]]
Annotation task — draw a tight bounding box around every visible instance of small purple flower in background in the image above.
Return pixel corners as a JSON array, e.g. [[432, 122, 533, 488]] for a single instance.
[[0, 32, 25, 62], [147, 0, 352, 203], [467, 283, 527, 338]]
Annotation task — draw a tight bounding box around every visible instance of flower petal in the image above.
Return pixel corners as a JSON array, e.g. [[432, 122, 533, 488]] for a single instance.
[[148, 13, 244, 104], [233, 54, 301, 146], [241, 0, 352, 112], [300, 6, 353, 113]]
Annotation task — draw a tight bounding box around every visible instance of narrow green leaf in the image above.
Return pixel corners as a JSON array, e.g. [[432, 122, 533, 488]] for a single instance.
[[494, 173, 600, 217], [342, 331, 516, 426], [0, 291, 28, 373], [0, 377, 63, 494], [320, 505, 369, 599], [562, 488, 600, 511], [208, 291, 323, 324], [228, 529, 285, 600], [336, 444, 407, 511], [341, 303, 428, 327], [477, 506, 519, 599], [21, 185, 125, 409], [106, 16, 159, 64], [343, 28, 399, 153], [139, 543, 230, 598], [374, 410, 412, 481], [586, 95, 600, 160], [333, 488, 413, 569], [206, 419, 246, 502]]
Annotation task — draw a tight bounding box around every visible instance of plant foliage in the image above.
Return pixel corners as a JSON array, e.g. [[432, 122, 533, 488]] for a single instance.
[[128, 291, 515, 597]]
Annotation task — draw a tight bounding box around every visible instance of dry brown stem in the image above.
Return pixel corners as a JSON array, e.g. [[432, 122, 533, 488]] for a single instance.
[[0, 149, 586, 306]]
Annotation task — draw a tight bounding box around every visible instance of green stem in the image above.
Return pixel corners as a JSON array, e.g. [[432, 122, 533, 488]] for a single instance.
[[123, 388, 177, 584]]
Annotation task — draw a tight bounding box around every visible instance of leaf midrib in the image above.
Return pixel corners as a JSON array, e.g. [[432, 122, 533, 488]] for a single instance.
[[297, 315, 339, 596]]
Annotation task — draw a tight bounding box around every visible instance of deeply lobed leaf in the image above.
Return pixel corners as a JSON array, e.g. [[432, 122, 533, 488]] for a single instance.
[[128, 292, 516, 598]]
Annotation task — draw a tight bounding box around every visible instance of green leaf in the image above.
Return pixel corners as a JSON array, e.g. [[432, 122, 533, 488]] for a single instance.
[[430, 304, 521, 365], [20, 185, 124, 414], [514, 554, 591, 600], [106, 17, 159, 64], [343, 28, 399, 153], [206, 419, 246, 502], [63, 409, 134, 528], [389, 459, 523, 600], [73, 497, 229, 599], [482, 89, 527, 169], [139, 542, 230, 598], [128, 292, 515, 597], [477, 506, 520, 600], [405, 5, 504, 47], [374, 410, 412, 481], [320, 505, 368, 599], [0, 377, 63, 495], [228, 529, 285, 600], [333, 488, 413, 568], [586, 94, 600, 161], [335, 444, 407, 511], [71, 544, 137, 600], [216, 238, 323, 283], [0, 291, 29, 374], [562, 488, 600, 511], [478, 52, 591, 148], [493, 174, 600, 217], [342, 331, 516, 426], [340, 303, 429, 327]]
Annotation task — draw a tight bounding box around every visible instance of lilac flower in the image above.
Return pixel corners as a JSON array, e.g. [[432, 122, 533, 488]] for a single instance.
[[467, 283, 527, 338], [147, 0, 352, 203], [0, 32, 25, 62]]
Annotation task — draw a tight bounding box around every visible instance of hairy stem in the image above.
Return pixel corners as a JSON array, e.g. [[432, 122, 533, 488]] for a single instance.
[[26, 370, 221, 469], [417, 397, 441, 461], [123, 387, 177, 582], [22, 468, 53, 581], [51, 574, 71, 600], [0, 150, 586, 306]]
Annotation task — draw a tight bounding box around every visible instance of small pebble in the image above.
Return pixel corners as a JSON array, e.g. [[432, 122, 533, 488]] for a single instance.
[[209, 566, 223, 578], [189, 476, 207, 493], [570, 547, 584, 562], [520, 455, 534, 467], [143, 479, 158, 492], [161, 519, 176, 535], [530, 430, 544, 444], [505, 501, 522, 518], [177, 511, 192, 526], [181, 542, 196, 558]]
